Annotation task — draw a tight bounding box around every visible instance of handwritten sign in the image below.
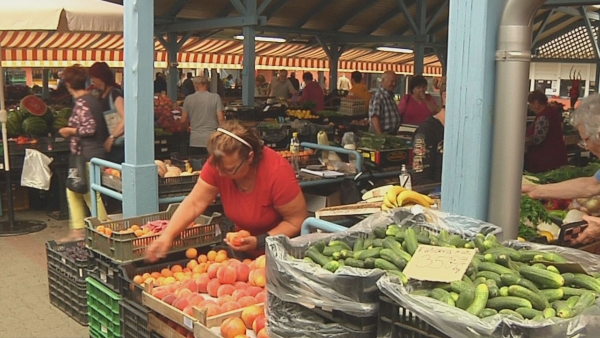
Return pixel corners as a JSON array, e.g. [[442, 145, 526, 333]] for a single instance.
[[403, 245, 476, 283]]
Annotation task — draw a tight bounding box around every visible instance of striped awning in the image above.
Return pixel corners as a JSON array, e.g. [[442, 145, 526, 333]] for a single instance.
[[0, 31, 443, 75]]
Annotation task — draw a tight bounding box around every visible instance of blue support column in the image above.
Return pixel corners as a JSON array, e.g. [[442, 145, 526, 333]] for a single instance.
[[242, 0, 256, 106], [123, 0, 158, 217], [441, 0, 506, 220], [41, 69, 49, 100], [318, 71, 325, 88], [330, 43, 339, 92], [166, 32, 180, 102], [414, 0, 427, 75]]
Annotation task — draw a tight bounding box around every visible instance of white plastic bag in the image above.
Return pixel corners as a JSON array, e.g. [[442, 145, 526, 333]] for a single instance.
[[21, 149, 53, 190]]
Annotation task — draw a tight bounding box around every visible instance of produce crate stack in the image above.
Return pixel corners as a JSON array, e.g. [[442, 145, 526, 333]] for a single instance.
[[87, 277, 122, 338], [45, 240, 91, 326]]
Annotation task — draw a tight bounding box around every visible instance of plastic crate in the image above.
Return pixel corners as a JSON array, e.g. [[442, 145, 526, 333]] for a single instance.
[[87, 277, 122, 338], [120, 299, 151, 338], [89, 250, 122, 294], [100, 172, 199, 198], [48, 267, 88, 326], [45, 240, 91, 283], [377, 293, 449, 338], [85, 204, 222, 263]]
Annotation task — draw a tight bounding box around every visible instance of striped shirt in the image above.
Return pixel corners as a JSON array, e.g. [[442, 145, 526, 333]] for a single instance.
[[369, 88, 401, 134]]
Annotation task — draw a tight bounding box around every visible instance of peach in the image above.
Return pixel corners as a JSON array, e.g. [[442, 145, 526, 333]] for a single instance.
[[232, 289, 249, 301], [183, 305, 194, 316], [217, 295, 235, 306], [196, 274, 211, 293], [253, 315, 266, 333], [198, 299, 217, 308], [218, 284, 236, 297], [256, 328, 268, 338], [177, 289, 192, 299], [243, 259, 253, 265], [249, 269, 266, 287], [237, 296, 257, 307], [162, 294, 177, 305], [241, 305, 264, 329], [207, 263, 221, 279], [233, 336, 248, 338], [181, 280, 198, 293], [217, 265, 237, 285], [207, 279, 221, 298], [227, 258, 242, 268], [163, 276, 176, 285], [221, 317, 246, 338], [254, 291, 267, 303], [189, 294, 205, 306], [173, 297, 191, 311], [235, 264, 250, 282], [234, 281, 249, 290], [254, 255, 266, 269], [247, 286, 263, 297], [220, 301, 241, 313], [205, 303, 221, 317]]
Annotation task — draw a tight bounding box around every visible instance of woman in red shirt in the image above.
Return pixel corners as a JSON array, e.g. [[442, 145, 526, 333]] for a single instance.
[[298, 72, 325, 111], [146, 121, 307, 260], [398, 75, 440, 125]]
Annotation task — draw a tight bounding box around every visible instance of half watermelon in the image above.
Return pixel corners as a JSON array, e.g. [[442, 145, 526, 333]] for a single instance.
[[20, 95, 53, 125]]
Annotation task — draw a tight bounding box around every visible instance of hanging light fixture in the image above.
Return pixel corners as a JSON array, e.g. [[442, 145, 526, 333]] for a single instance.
[[234, 35, 286, 43], [376, 46, 413, 53]]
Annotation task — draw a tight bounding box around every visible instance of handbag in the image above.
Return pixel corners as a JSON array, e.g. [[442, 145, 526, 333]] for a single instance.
[[103, 89, 125, 146], [66, 154, 88, 194]]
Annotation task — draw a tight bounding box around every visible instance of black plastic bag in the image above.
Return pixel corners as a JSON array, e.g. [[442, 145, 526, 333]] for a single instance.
[[66, 154, 88, 194]]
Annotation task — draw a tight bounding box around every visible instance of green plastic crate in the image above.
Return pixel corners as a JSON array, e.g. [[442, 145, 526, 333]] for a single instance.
[[84, 204, 222, 263], [87, 277, 122, 338]]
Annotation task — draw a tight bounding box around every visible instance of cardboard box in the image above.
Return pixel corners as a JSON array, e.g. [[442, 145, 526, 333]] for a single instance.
[[357, 148, 412, 168], [303, 191, 341, 213]]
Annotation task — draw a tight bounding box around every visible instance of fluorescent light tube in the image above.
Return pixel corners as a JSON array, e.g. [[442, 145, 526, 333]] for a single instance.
[[234, 35, 286, 43], [376, 47, 413, 53]]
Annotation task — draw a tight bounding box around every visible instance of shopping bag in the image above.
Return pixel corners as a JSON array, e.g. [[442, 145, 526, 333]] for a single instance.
[[66, 154, 88, 194], [21, 149, 53, 190], [103, 89, 124, 145]]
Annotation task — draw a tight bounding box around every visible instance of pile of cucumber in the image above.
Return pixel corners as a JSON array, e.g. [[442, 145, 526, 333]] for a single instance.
[[303, 224, 600, 321]]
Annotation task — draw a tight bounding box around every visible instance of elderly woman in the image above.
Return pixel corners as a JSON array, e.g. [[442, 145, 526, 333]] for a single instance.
[[147, 121, 307, 260], [398, 75, 440, 125], [523, 93, 600, 245], [524, 90, 568, 173], [255, 74, 268, 97], [59, 65, 108, 241]]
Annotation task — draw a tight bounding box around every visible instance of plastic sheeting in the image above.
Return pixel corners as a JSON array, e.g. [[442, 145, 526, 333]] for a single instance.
[[377, 241, 600, 338]]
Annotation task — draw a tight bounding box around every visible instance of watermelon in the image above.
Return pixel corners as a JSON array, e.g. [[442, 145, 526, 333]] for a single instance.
[[6, 111, 22, 136], [20, 95, 53, 125], [55, 108, 72, 120], [21, 117, 48, 135], [52, 117, 69, 132]]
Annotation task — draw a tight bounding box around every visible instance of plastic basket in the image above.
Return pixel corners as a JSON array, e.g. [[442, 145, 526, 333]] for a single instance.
[[100, 172, 199, 198], [85, 204, 222, 263], [87, 277, 122, 338], [45, 240, 91, 284], [120, 299, 151, 338], [47, 267, 88, 326], [89, 250, 123, 294], [377, 292, 448, 338]]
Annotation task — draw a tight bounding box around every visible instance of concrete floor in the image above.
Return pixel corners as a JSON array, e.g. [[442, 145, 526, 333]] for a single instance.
[[0, 210, 88, 338]]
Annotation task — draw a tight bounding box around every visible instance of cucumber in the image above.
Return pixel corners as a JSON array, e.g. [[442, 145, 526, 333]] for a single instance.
[[371, 238, 384, 248], [473, 277, 487, 286], [500, 273, 520, 287], [517, 250, 547, 262], [540, 253, 568, 263], [373, 227, 387, 239], [540, 288, 564, 303], [515, 307, 542, 319], [508, 285, 549, 310], [416, 233, 431, 244], [303, 257, 314, 263], [328, 240, 351, 251], [344, 258, 365, 269], [456, 284, 476, 310], [337, 259, 345, 268], [386, 224, 401, 236], [322, 246, 344, 256], [546, 265, 560, 274], [394, 228, 406, 241], [382, 237, 412, 261], [439, 229, 450, 241], [543, 307, 556, 318], [483, 239, 500, 250], [430, 288, 455, 307], [486, 296, 532, 310], [473, 237, 487, 253], [484, 247, 521, 261], [499, 286, 509, 297], [374, 258, 399, 271], [561, 286, 595, 298], [447, 234, 467, 248], [478, 262, 514, 276], [466, 284, 489, 316], [462, 275, 474, 286], [532, 263, 547, 270], [364, 258, 376, 269], [474, 271, 502, 285], [495, 254, 521, 272], [554, 301, 574, 319], [565, 296, 580, 309], [450, 292, 460, 302], [450, 281, 471, 294], [355, 247, 382, 260], [404, 228, 419, 255], [572, 291, 596, 316], [322, 260, 340, 273], [532, 314, 545, 321], [411, 289, 431, 297], [562, 273, 600, 293], [499, 309, 524, 320], [380, 248, 407, 270], [313, 240, 326, 253], [339, 249, 353, 259], [519, 266, 564, 289], [428, 234, 439, 246], [483, 253, 495, 263], [362, 236, 374, 250], [387, 270, 408, 284], [332, 252, 341, 260], [306, 247, 331, 266], [486, 280, 499, 298], [479, 308, 498, 318], [353, 237, 364, 252]]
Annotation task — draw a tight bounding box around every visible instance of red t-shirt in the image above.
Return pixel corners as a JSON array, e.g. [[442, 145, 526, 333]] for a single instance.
[[398, 94, 437, 125], [200, 147, 301, 236], [299, 81, 325, 111]]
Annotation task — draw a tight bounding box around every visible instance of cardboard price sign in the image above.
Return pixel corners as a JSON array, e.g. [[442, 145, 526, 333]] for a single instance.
[[403, 245, 476, 283]]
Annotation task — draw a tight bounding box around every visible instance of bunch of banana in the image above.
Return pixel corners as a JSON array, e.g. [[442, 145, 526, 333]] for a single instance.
[[382, 186, 435, 211]]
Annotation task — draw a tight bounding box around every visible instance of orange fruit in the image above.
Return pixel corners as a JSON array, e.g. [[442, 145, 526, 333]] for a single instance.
[[198, 262, 209, 273], [226, 232, 236, 242], [238, 230, 251, 238], [134, 230, 144, 238], [142, 228, 150, 234], [215, 252, 228, 263], [142, 272, 151, 280], [207, 250, 217, 261], [161, 268, 173, 277], [171, 265, 183, 273], [133, 275, 144, 284], [130, 225, 141, 231], [104, 228, 113, 237], [156, 276, 166, 286], [185, 248, 198, 259], [164, 276, 175, 285], [198, 254, 208, 264], [151, 272, 161, 279], [187, 260, 198, 270], [96, 225, 105, 233], [218, 249, 228, 257]]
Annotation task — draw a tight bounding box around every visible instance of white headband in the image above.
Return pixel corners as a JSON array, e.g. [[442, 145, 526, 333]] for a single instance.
[[216, 127, 252, 149]]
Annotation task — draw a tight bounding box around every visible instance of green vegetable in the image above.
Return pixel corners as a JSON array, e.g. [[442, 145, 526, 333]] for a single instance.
[[486, 296, 532, 310], [322, 260, 340, 273], [306, 247, 331, 266], [519, 195, 551, 238], [515, 307, 542, 319], [479, 308, 498, 318], [466, 284, 489, 316]]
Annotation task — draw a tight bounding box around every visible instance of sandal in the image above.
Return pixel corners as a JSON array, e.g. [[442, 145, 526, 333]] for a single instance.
[[57, 229, 85, 243]]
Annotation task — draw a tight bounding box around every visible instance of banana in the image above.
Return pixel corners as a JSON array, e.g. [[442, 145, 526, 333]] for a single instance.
[[383, 194, 397, 208], [422, 195, 435, 205], [396, 190, 432, 208], [384, 186, 406, 205], [361, 185, 394, 201], [381, 204, 390, 211], [366, 197, 385, 203]]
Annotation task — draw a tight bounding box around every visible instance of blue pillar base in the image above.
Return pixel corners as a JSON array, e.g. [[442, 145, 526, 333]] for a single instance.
[[121, 163, 158, 217]]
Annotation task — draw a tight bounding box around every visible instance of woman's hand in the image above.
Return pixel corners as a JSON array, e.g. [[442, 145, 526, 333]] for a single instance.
[[522, 184, 541, 199], [146, 235, 172, 262], [59, 127, 76, 138], [225, 236, 257, 252], [104, 137, 115, 152], [571, 215, 600, 246]]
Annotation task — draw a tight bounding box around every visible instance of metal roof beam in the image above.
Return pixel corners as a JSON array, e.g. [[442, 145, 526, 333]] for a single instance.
[[294, 0, 336, 28], [425, 0, 448, 34], [533, 57, 596, 63], [262, 25, 429, 44], [156, 15, 266, 33], [261, 0, 291, 19], [531, 16, 582, 50], [397, 0, 419, 34], [543, 0, 600, 6], [257, 0, 273, 15], [164, 0, 188, 18], [230, 0, 248, 15], [533, 9, 555, 46], [581, 6, 600, 58], [554, 6, 600, 20], [330, 1, 379, 32], [217, 3, 235, 17], [362, 9, 401, 34]]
